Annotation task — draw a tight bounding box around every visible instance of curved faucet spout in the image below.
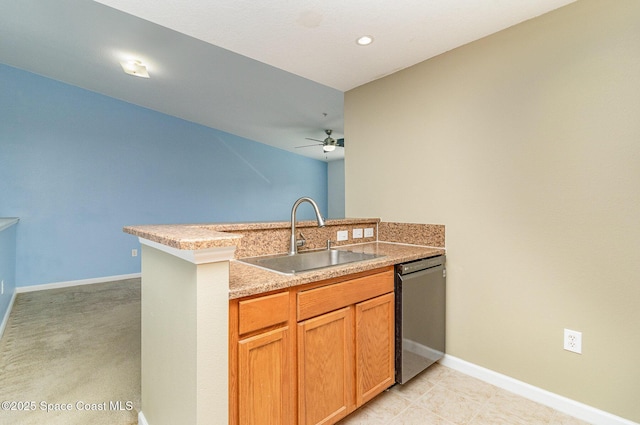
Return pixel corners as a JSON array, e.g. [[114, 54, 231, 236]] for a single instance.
[[290, 197, 325, 255]]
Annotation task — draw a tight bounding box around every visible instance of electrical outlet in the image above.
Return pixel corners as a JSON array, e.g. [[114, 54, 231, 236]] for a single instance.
[[564, 329, 582, 354], [364, 228, 374, 238], [337, 230, 349, 241], [353, 228, 363, 239], [132, 249, 138, 257]]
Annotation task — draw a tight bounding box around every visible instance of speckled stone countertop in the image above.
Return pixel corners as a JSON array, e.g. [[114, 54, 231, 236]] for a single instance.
[[123, 218, 378, 251], [229, 242, 444, 299], [124, 219, 445, 299], [123, 223, 242, 250]]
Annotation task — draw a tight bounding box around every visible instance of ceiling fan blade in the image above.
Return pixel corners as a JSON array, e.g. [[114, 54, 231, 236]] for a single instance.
[[295, 143, 322, 149], [305, 137, 324, 143], [337, 138, 345, 147]]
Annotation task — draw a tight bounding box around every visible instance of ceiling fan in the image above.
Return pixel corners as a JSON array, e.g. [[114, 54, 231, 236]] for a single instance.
[[296, 129, 345, 152]]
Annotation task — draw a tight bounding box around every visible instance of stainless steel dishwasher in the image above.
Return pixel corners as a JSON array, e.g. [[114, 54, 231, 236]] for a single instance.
[[395, 255, 446, 384]]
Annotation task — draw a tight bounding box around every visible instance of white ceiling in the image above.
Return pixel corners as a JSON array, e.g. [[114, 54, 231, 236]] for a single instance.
[[0, 0, 576, 162]]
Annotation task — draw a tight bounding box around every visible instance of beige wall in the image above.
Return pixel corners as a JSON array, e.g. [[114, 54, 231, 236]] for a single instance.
[[141, 245, 229, 425], [345, 0, 639, 421]]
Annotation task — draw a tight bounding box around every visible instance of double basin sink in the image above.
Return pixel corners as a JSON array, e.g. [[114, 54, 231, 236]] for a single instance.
[[239, 248, 384, 275]]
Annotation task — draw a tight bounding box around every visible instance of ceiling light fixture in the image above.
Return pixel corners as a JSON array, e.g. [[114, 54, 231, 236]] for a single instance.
[[356, 35, 374, 46], [120, 60, 150, 78], [323, 144, 336, 152]]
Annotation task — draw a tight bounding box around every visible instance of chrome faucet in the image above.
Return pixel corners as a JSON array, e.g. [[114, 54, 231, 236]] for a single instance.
[[289, 197, 325, 255]]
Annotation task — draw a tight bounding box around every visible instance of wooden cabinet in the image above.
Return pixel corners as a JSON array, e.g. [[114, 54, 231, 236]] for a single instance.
[[230, 291, 293, 425], [238, 326, 290, 425], [230, 267, 395, 425], [355, 292, 395, 406], [297, 268, 394, 425], [297, 307, 354, 425]]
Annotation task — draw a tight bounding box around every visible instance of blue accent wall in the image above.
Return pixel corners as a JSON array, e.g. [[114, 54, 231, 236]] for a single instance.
[[0, 64, 328, 288]]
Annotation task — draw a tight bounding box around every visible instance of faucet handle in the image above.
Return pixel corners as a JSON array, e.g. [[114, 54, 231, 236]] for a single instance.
[[327, 239, 333, 250], [296, 232, 306, 248]]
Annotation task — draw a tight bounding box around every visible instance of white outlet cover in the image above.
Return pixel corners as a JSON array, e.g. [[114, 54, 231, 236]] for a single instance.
[[353, 228, 363, 239], [564, 329, 582, 354], [337, 230, 349, 241], [364, 228, 374, 238]]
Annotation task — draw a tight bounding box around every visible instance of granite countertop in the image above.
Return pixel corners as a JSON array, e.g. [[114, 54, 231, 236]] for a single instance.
[[123, 218, 379, 251], [123, 223, 242, 250], [124, 219, 445, 299], [229, 242, 444, 299]]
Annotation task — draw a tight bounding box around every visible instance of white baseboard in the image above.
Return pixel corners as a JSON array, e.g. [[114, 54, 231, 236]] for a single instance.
[[138, 411, 149, 425], [440, 355, 638, 425], [16, 273, 141, 293], [0, 289, 17, 341]]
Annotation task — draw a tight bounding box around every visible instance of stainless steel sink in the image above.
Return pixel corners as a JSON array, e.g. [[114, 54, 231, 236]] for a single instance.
[[238, 249, 384, 275]]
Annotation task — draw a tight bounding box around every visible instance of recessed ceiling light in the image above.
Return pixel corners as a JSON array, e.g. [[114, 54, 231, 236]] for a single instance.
[[120, 60, 150, 78], [356, 35, 374, 46]]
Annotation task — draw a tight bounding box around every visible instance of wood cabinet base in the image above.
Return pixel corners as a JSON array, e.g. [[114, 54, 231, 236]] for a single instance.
[[230, 267, 395, 425]]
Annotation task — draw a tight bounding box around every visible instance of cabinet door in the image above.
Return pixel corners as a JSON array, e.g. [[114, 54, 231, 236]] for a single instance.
[[298, 307, 354, 425], [238, 326, 291, 425], [355, 292, 395, 406]]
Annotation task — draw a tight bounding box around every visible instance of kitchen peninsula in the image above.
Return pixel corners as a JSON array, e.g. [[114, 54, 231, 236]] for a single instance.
[[124, 219, 444, 425]]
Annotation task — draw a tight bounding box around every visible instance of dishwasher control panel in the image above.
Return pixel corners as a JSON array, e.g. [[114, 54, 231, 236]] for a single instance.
[[397, 255, 444, 275]]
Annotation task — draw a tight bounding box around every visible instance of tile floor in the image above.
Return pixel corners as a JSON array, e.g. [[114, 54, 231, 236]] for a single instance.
[[337, 364, 591, 425]]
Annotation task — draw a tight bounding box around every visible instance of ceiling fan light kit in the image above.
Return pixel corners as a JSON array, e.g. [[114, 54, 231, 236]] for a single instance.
[[297, 129, 344, 153]]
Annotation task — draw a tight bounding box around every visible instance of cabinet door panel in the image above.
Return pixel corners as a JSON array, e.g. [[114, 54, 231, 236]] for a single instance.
[[355, 292, 395, 406], [298, 307, 354, 425], [238, 326, 290, 425]]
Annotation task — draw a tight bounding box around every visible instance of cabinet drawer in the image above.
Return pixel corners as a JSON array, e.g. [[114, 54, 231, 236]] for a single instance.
[[239, 291, 289, 335], [297, 269, 394, 321]]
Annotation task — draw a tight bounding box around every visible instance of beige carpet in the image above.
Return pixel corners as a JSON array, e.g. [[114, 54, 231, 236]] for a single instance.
[[0, 279, 141, 425]]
